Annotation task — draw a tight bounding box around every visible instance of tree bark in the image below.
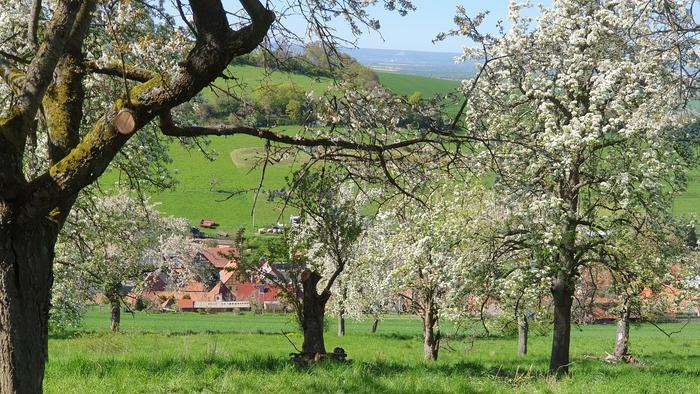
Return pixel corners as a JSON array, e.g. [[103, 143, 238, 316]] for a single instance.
[[110, 302, 121, 332], [422, 301, 440, 361], [518, 313, 528, 356], [337, 309, 345, 337], [105, 283, 122, 332], [613, 299, 631, 358], [0, 222, 56, 393], [371, 318, 379, 334], [301, 270, 328, 355], [550, 277, 573, 374]]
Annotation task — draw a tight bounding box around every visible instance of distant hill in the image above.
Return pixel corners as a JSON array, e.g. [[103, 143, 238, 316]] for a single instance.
[[132, 64, 698, 235], [343, 47, 475, 80]]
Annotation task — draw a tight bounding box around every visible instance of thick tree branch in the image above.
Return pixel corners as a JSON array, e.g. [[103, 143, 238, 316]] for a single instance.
[[28, 0, 42, 51], [159, 111, 428, 152], [85, 61, 154, 83], [1, 0, 83, 148], [20, 0, 275, 222]]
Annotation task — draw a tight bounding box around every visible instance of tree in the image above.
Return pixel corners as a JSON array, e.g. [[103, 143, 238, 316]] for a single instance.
[[0, 0, 417, 389], [602, 218, 694, 361], [54, 190, 205, 332], [455, 0, 696, 374], [358, 182, 490, 360], [287, 171, 366, 358]]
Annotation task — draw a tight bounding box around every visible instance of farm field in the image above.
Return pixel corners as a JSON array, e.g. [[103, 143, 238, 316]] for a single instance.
[[45, 308, 700, 393]]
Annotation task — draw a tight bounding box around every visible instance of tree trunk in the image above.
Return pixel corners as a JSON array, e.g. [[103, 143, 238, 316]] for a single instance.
[[0, 222, 56, 393], [337, 309, 345, 337], [337, 282, 346, 336], [105, 283, 122, 332], [301, 270, 328, 355], [518, 313, 528, 356], [370, 318, 379, 334], [613, 299, 631, 358], [422, 302, 440, 361], [550, 277, 573, 374], [110, 301, 121, 332]]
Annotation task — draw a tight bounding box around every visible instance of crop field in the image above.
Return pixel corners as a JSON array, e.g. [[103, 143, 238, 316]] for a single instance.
[[45, 308, 700, 393]]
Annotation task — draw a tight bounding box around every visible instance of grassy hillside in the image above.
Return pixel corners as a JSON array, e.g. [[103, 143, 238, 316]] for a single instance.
[[151, 127, 304, 235], [202, 64, 330, 100], [377, 71, 460, 97], [140, 65, 700, 234], [145, 67, 466, 234], [673, 167, 700, 219]]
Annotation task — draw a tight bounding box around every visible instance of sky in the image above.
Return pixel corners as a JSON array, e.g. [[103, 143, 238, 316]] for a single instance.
[[279, 0, 552, 53], [216, 1, 552, 54], [339, 1, 513, 53]]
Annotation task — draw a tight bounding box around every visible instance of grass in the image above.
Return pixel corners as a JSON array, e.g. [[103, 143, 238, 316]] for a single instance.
[[147, 127, 304, 235], [377, 71, 461, 97], [104, 64, 700, 235], [203, 64, 330, 101], [46, 308, 700, 393]]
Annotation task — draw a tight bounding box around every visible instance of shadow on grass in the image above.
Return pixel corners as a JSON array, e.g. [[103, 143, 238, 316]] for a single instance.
[[49, 351, 700, 394]]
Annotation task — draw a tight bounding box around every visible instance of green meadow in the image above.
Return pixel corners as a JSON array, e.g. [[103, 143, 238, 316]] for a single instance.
[[45, 308, 700, 393], [146, 66, 465, 235], [131, 65, 699, 234]]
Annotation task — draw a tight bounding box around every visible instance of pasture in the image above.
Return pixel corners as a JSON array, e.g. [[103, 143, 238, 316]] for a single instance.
[[45, 308, 700, 393], [140, 65, 700, 236]]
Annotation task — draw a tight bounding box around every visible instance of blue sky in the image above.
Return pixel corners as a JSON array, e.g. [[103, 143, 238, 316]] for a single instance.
[[281, 1, 551, 53], [214, 1, 552, 53], [343, 1, 514, 53]]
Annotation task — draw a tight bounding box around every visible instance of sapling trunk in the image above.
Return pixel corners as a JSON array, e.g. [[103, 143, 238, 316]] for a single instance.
[[338, 309, 345, 337], [422, 301, 440, 361], [613, 299, 631, 358], [518, 313, 529, 356], [371, 318, 379, 334]]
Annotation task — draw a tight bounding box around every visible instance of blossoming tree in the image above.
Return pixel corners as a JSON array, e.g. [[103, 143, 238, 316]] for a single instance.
[[0, 0, 421, 389], [456, 0, 697, 373], [54, 190, 207, 332], [287, 171, 366, 358], [356, 182, 491, 360]]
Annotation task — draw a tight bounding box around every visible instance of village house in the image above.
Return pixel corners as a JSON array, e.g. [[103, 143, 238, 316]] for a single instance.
[[135, 243, 289, 313]]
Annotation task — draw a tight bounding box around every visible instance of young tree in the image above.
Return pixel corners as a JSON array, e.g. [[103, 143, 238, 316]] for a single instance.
[[288, 171, 366, 358], [54, 190, 206, 332], [0, 0, 416, 389], [360, 182, 490, 360], [455, 0, 696, 373], [603, 219, 695, 361]]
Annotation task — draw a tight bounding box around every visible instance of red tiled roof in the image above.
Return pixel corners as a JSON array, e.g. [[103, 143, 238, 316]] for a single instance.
[[207, 281, 233, 299], [198, 246, 239, 269], [234, 283, 283, 302]]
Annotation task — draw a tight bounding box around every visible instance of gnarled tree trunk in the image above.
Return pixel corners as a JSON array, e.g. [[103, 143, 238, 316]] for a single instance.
[[613, 298, 631, 358], [518, 313, 528, 356], [370, 318, 379, 334], [0, 0, 276, 391], [105, 283, 122, 332], [0, 221, 57, 393], [301, 270, 328, 355], [422, 300, 440, 361], [550, 276, 573, 374]]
